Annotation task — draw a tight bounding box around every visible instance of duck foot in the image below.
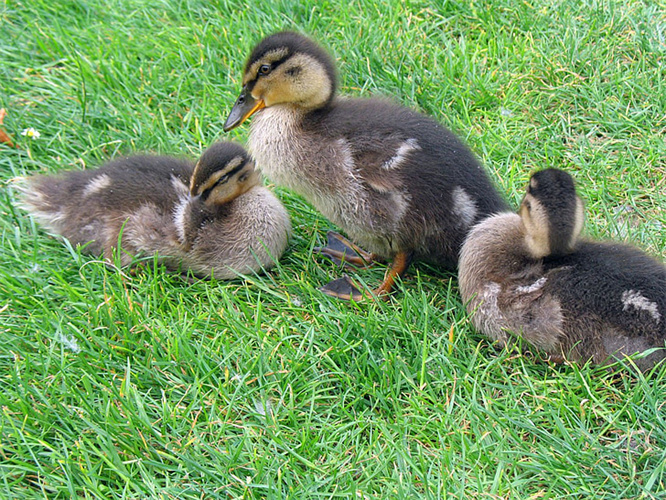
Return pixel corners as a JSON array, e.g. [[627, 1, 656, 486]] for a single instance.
[[314, 231, 378, 268], [320, 251, 414, 301], [320, 275, 366, 301]]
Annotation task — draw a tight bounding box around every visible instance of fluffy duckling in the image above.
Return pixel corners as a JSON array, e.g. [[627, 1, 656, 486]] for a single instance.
[[21, 142, 291, 278], [459, 168, 666, 371], [223, 31, 508, 299]]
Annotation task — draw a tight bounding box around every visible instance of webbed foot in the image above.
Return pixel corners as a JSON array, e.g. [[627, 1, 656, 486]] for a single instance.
[[319, 251, 414, 302], [314, 231, 377, 268], [319, 274, 365, 301]]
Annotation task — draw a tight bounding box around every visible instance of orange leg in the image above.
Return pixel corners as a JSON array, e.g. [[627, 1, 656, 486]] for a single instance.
[[320, 251, 413, 301], [374, 251, 412, 297]]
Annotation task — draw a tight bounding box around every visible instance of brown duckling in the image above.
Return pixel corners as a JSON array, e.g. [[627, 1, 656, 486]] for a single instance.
[[21, 142, 291, 278], [223, 31, 508, 299], [459, 168, 666, 371]]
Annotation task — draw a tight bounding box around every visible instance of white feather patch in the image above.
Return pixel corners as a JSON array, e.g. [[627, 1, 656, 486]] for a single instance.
[[517, 277, 547, 294], [452, 186, 478, 227], [170, 175, 189, 196], [172, 195, 191, 244], [382, 138, 420, 170], [622, 290, 661, 323], [479, 282, 502, 319], [82, 174, 111, 198]]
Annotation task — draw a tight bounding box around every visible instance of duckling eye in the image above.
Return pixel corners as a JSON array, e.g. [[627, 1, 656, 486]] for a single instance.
[[258, 64, 271, 76]]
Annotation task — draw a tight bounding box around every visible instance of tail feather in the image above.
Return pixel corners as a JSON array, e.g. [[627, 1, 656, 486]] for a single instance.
[[16, 175, 71, 233]]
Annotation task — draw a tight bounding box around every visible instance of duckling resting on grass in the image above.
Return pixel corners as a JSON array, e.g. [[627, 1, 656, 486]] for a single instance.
[[21, 142, 291, 278], [223, 31, 508, 300], [459, 168, 666, 371]]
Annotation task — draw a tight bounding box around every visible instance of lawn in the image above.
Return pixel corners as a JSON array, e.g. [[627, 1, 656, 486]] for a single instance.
[[1, 0, 665, 498]]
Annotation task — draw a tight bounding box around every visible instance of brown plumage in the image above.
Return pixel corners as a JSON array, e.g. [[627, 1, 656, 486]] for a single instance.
[[459, 168, 666, 371], [223, 31, 508, 299], [20, 142, 291, 278]]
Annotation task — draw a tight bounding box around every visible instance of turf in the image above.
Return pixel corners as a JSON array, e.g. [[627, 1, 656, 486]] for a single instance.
[[1, 0, 665, 498]]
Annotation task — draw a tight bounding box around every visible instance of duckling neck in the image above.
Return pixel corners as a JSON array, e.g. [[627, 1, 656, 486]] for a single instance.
[[247, 105, 309, 190]]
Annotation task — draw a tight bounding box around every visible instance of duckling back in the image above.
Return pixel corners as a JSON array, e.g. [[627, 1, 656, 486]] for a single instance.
[[21, 146, 292, 278], [459, 169, 666, 371], [541, 241, 666, 370], [22, 156, 192, 257]]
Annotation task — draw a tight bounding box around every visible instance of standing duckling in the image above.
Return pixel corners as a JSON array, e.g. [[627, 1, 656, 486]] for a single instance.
[[459, 168, 666, 371], [223, 31, 508, 299], [21, 142, 291, 278]]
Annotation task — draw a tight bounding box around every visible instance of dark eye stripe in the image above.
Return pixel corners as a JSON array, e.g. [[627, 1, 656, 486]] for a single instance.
[[223, 162, 247, 181], [272, 54, 291, 68], [200, 186, 214, 201], [199, 162, 248, 200], [251, 54, 292, 82]]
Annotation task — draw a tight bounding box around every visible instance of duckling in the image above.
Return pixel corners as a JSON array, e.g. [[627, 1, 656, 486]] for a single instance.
[[459, 168, 666, 371], [21, 142, 291, 278], [223, 31, 508, 299]]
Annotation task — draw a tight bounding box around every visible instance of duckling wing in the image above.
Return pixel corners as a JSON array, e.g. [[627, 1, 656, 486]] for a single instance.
[[308, 99, 425, 191], [543, 241, 666, 339], [92, 156, 193, 212], [122, 205, 183, 254], [497, 274, 565, 353]]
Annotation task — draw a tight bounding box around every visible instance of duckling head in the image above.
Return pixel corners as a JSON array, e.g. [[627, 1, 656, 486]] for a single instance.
[[519, 168, 585, 259], [224, 31, 337, 131], [190, 142, 260, 207]]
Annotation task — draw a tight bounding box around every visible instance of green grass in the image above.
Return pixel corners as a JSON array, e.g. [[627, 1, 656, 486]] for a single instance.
[[1, 0, 665, 498]]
